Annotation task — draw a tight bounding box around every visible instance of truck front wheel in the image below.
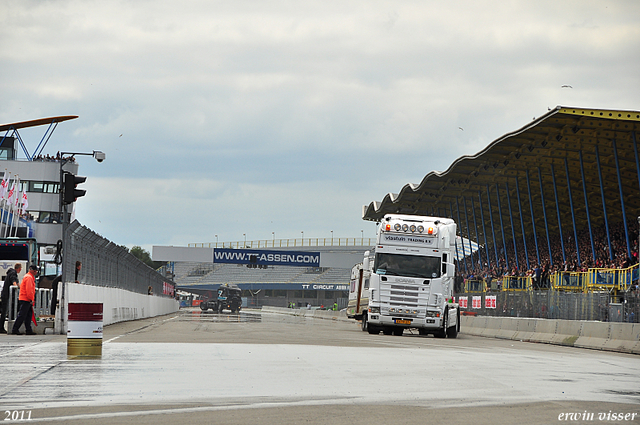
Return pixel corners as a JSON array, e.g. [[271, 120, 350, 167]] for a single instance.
[[367, 324, 381, 335], [434, 309, 447, 338], [361, 312, 368, 332], [446, 310, 459, 338]]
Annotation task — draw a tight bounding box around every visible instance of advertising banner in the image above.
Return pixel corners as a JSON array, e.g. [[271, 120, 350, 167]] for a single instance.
[[472, 296, 482, 309], [458, 296, 468, 309], [213, 248, 320, 267], [485, 295, 497, 309]]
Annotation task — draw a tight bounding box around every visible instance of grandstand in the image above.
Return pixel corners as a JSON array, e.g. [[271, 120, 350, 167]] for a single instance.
[[165, 244, 367, 308], [363, 107, 640, 278]]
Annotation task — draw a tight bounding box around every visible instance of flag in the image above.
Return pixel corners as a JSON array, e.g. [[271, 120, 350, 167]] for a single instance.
[[20, 190, 28, 215], [0, 170, 9, 200], [13, 177, 20, 208], [6, 180, 16, 205]]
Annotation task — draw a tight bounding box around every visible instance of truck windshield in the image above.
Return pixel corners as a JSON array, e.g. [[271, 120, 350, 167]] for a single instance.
[[374, 253, 441, 278]]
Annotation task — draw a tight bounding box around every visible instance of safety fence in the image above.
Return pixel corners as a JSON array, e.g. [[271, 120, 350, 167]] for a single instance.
[[464, 263, 639, 293], [455, 290, 640, 323], [189, 237, 376, 249], [3, 286, 52, 321], [64, 220, 175, 297]]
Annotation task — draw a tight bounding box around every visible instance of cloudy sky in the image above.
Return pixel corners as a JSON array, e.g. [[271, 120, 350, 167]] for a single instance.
[[1, 0, 639, 251]]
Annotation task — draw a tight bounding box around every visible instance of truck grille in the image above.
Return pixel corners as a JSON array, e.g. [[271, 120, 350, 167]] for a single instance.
[[384, 284, 421, 307]]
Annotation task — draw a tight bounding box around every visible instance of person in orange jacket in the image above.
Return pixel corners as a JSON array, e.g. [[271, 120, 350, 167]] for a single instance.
[[11, 265, 38, 335]]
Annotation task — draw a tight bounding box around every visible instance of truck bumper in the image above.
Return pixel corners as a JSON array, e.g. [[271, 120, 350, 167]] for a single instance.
[[368, 314, 443, 330]]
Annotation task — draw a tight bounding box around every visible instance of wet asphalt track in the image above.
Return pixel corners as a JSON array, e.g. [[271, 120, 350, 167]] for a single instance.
[[0, 309, 639, 424]]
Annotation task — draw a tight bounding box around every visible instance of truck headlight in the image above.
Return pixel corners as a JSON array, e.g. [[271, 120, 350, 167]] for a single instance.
[[369, 306, 380, 313], [425, 311, 441, 318]]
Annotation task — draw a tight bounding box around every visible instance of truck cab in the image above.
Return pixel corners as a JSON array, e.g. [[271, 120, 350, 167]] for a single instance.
[[199, 283, 242, 313], [364, 214, 459, 337]]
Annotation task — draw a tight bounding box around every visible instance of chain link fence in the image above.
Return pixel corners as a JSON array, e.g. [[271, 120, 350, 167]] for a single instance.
[[64, 220, 174, 297], [456, 290, 640, 322]]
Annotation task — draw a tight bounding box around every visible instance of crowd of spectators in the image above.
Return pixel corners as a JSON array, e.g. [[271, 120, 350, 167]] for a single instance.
[[458, 221, 638, 282], [32, 152, 76, 162]]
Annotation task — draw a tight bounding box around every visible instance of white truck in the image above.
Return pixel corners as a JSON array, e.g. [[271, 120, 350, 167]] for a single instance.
[[355, 214, 459, 337]]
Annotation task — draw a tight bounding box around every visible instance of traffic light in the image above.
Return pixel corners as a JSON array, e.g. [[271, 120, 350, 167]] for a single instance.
[[63, 171, 87, 205]]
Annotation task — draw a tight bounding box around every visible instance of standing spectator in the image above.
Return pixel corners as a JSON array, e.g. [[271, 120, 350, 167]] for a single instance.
[[75, 261, 82, 283], [0, 263, 21, 333], [11, 265, 38, 335], [50, 275, 61, 316]]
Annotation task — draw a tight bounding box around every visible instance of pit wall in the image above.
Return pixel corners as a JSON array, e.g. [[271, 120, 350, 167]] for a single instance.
[[55, 282, 179, 333], [461, 315, 640, 355]]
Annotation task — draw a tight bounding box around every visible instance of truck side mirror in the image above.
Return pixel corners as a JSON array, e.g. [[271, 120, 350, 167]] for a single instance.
[[363, 251, 370, 271]]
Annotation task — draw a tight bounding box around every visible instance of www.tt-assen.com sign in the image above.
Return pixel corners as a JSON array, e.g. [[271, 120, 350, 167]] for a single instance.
[[213, 248, 320, 267]]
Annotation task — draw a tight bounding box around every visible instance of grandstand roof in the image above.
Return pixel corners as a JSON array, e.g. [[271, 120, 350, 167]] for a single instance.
[[362, 106, 640, 252]]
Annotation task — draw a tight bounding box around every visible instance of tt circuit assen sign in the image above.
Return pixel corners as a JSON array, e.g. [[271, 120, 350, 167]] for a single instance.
[[213, 248, 320, 267]]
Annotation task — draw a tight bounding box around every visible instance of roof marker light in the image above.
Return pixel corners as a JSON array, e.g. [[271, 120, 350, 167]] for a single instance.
[[428, 227, 434, 235]]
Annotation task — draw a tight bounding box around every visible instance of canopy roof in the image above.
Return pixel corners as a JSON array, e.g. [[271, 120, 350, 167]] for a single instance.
[[362, 106, 640, 256]]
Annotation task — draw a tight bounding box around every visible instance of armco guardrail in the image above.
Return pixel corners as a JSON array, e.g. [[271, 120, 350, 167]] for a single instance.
[[261, 306, 350, 322], [461, 316, 640, 354]]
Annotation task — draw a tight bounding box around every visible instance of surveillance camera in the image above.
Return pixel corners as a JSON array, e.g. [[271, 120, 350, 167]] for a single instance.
[[93, 151, 106, 162]]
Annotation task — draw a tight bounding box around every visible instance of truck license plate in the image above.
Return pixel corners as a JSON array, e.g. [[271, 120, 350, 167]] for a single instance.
[[394, 319, 411, 325]]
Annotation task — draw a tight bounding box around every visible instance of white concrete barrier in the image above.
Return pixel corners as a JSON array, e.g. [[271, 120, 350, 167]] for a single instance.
[[461, 316, 640, 355], [55, 282, 179, 333]]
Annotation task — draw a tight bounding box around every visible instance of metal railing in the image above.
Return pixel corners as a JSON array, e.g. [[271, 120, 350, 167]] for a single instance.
[[456, 290, 639, 322], [4, 286, 52, 321], [64, 220, 175, 296], [189, 237, 376, 249], [462, 263, 639, 294]]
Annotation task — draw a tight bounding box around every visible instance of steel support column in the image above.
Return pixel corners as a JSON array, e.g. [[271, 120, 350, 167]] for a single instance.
[[478, 191, 491, 269], [495, 184, 510, 270], [634, 131, 640, 195], [526, 170, 541, 265], [564, 158, 581, 266], [538, 167, 553, 266], [612, 138, 632, 259], [505, 182, 519, 271], [470, 196, 482, 268], [462, 196, 474, 271], [595, 144, 614, 262], [550, 163, 566, 264], [515, 176, 530, 270], [455, 198, 468, 274], [579, 150, 596, 263], [486, 185, 500, 268]]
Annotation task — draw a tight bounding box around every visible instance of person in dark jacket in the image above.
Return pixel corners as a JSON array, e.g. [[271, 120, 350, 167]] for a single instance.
[[50, 275, 62, 316], [0, 264, 22, 333]]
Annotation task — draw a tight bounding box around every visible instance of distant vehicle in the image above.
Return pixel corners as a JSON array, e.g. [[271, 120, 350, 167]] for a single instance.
[[0, 238, 37, 281], [200, 283, 242, 313], [358, 214, 459, 338]]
